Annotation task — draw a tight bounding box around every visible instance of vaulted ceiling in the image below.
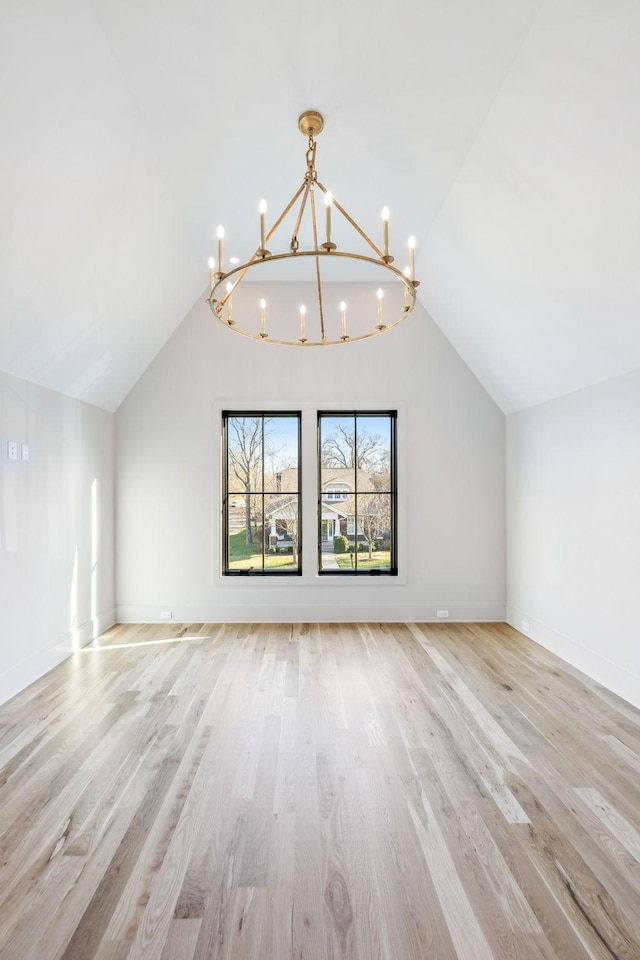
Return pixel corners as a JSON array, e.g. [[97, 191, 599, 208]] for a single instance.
[[1, 0, 638, 413]]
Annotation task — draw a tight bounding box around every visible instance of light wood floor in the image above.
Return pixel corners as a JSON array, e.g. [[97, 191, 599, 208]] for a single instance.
[[1, 623, 639, 959]]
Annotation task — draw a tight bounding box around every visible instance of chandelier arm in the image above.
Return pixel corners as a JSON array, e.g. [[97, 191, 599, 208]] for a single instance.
[[266, 181, 307, 244], [315, 179, 385, 261], [309, 186, 327, 342]]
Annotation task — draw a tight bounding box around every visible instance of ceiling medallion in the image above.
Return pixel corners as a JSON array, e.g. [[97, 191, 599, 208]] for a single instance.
[[207, 111, 419, 346]]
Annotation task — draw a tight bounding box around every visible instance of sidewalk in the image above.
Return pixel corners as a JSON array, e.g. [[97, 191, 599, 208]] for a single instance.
[[321, 551, 340, 569]]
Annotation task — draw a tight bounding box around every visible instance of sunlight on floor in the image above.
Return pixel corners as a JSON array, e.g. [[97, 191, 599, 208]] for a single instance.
[[81, 635, 216, 652]]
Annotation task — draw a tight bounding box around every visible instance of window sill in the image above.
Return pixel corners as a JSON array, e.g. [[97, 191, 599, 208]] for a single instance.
[[217, 571, 407, 586]]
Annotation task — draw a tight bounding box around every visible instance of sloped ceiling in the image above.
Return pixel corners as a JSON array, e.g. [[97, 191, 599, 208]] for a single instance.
[[1, 0, 638, 413]]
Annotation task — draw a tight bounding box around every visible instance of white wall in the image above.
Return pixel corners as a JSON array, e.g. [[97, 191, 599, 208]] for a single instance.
[[115, 285, 505, 623], [0, 371, 115, 704], [507, 368, 640, 708]]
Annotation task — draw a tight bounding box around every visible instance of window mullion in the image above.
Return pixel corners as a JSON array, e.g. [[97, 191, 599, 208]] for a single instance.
[[354, 414, 358, 571]]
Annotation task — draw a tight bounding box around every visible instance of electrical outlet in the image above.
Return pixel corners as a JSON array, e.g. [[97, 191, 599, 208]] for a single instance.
[[7, 441, 17, 461], [437, 609, 449, 619], [159, 610, 172, 620]]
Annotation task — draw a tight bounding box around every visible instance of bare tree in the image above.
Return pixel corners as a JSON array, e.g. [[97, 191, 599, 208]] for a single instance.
[[270, 498, 299, 566], [228, 417, 265, 545], [358, 492, 390, 560], [321, 423, 389, 473]]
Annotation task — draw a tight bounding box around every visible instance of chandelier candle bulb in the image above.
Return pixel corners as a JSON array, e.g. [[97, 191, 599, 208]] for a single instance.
[[216, 225, 225, 273], [340, 301, 347, 339], [208, 257, 216, 293], [403, 266, 411, 309], [381, 207, 390, 258], [259, 298, 267, 337], [325, 191, 333, 245], [377, 287, 384, 328], [259, 199, 267, 251], [408, 235, 416, 281], [299, 304, 306, 341]]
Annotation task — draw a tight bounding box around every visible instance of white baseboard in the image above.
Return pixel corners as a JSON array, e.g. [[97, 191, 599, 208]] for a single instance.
[[94, 607, 117, 639], [506, 606, 640, 710], [115, 602, 506, 624], [0, 607, 116, 707]]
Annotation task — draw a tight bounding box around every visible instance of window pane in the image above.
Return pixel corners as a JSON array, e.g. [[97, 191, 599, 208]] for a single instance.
[[264, 417, 300, 492], [356, 414, 392, 489], [352, 493, 392, 570], [264, 494, 300, 571], [227, 416, 264, 493], [227, 493, 264, 571], [319, 415, 356, 494]]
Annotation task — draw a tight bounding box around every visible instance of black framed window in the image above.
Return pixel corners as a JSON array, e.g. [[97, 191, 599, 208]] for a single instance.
[[318, 411, 397, 575], [223, 412, 301, 576]]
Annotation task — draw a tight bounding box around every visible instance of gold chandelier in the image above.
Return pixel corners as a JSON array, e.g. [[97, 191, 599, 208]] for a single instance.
[[207, 110, 419, 346]]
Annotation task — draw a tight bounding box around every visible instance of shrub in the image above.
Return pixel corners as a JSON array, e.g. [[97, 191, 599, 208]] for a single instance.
[[333, 535, 349, 554]]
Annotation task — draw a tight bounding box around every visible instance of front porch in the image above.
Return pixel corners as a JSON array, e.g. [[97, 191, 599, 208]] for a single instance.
[[321, 515, 342, 551]]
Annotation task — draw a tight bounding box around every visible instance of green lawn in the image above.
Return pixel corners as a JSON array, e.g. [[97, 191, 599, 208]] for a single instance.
[[228, 529, 388, 571], [228, 527, 263, 562], [334, 551, 391, 570], [228, 528, 298, 571], [229, 554, 297, 570]]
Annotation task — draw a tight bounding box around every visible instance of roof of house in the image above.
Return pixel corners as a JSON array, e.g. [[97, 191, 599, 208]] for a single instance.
[[266, 499, 348, 520], [275, 466, 378, 494]]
